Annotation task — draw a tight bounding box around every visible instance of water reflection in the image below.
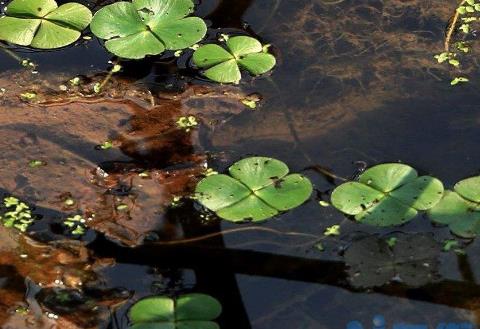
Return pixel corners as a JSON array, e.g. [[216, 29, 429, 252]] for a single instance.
[[1, 0, 480, 328]]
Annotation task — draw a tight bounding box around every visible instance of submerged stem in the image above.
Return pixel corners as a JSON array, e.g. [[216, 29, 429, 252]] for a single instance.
[[96, 60, 121, 93], [0, 45, 22, 62], [155, 226, 319, 245], [445, 0, 467, 52]]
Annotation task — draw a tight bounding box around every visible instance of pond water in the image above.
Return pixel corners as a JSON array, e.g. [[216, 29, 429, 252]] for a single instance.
[[1, 0, 480, 328]]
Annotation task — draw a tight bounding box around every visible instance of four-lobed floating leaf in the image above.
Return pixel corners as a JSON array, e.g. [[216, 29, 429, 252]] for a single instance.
[[344, 233, 440, 288], [195, 157, 312, 222], [0, 0, 92, 49], [193, 36, 276, 84], [90, 0, 207, 59], [128, 293, 222, 329], [428, 176, 480, 238], [331, 163, 444, 227]]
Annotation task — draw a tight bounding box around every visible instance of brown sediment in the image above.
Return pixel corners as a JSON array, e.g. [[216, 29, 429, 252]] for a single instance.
[[0, 72, 248, 246], [0, 225, 119, 328], [212, 0, 471, 146]]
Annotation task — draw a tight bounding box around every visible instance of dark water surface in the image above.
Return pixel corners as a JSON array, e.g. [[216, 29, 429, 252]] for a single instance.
[[1, 0, 480, 328]]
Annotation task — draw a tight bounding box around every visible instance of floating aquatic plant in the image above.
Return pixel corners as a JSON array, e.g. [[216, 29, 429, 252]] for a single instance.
[[195, 157, 312, 222], [0, 196, 35, 232], [63, 214, 86, 236], [429, 176, 480, 238], [193, 36, 276, 84], [331, 163, 444, 226], [435, 0, 480, 85], [344, 234, 440, 288], [0, 0, 92, 49], [128, 293, 222, 329], [90, 0, 207, 59], [176, 115, 198, 132]]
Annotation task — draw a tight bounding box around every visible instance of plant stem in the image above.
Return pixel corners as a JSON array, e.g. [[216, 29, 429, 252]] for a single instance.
[[0, 43, 30, 66], [96, 60, 120, 93], [154, 226, 319, 245], [445, 0, 467, 52]]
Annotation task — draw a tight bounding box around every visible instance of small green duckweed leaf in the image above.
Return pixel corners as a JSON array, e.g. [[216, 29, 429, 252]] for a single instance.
[[195, 157, 312, 222], [386, 237, 397, 248], [28, 159, 45, 168], [63, 214, 86, 235], [324, 225, 340, 236], [176, 116, 198, 132], [98, 140, 113, 150], [315, 242, 325, 251], [331, 163, 444, 227], [319, 200, 330, 207], [429, 176, 480, 238], [193, 36, 276, 84], [241, 95, 260, 109], [91, 0, 207, 59], [64, 198, 75, 206], [443, 239, 461, 252], [0, 196, 36, 232], [0, 0, 92, 49], [128, 294, 221, 329], [20, 92, 37, 101], [449, 59, 460, 67], [451, 77, 469, 85], [116, 204, 129, 211]]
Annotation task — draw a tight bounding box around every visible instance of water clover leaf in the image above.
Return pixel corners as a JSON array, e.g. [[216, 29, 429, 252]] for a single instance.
[[331, 163, 444, 227], [0, 0, 92, 49], [192, 36, 276, 84], [90, 0, 207, 59], [428, 176, 480, 238], [128, 294, 222, 329], [344, 234, 440, 288], [195, 157, 313, 222]]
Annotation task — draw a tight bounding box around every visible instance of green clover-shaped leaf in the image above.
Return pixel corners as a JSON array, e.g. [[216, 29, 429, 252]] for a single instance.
[[331, 163, 444, 227], [195, 157, 312, 222], [129, 294, 222, 329], [428, 176, 480, 238], [192, 36, 276, 84], [90, 0, 207, 59], [0, 0, 92, 49]]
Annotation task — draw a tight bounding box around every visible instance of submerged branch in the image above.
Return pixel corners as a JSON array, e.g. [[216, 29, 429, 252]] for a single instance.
[[155, 226, 319, 245], [445, 0, 467, 52]]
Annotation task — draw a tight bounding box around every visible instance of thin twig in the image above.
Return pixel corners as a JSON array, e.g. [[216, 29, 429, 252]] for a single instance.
[[445, 0, 467, 52], [96, 60, 120, 93], [155, 226, 319, 245]]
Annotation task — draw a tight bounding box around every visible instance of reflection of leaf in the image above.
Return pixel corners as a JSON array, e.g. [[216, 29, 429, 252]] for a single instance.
[[429, 176, 480, 238], [128, 294, 222, 329], [344, 234, 440, 288], [331, 163, 444, 227], [0, 0, 92, 49], [90, 0, 206, 59], [193, 36, 276, 84], [195, 157, 312, 222]]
